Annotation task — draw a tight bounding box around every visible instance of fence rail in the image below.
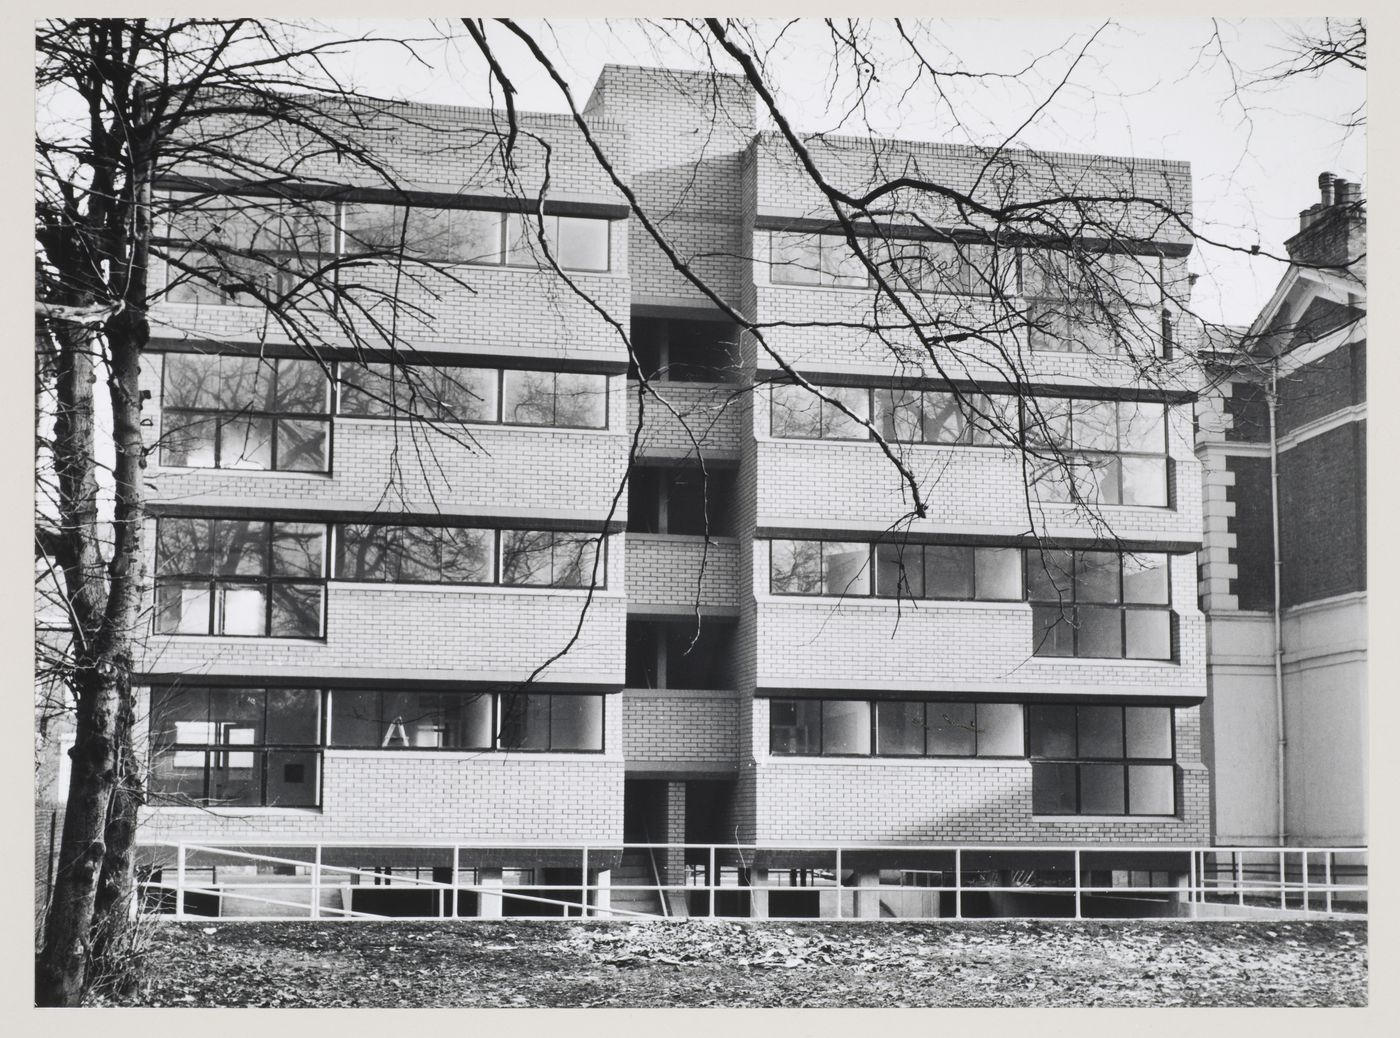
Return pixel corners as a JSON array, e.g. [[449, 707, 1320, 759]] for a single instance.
[[136, 841, 1367, 923]]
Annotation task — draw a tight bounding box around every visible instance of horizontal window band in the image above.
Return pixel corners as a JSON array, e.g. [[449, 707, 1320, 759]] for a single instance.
[[147, 339, 628, 376], [754, 369, 1195, 405], [153, 175, 630, 219], [754, 689, 1203, 707], [147, 503, 625, 533], [752, 214, 1193, 259], [140, 673, 623, 694], [754, 527, 1200, 554]]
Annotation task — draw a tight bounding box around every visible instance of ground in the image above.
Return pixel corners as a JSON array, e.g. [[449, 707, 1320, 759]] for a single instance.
[[99, 918, 1366, 1008]]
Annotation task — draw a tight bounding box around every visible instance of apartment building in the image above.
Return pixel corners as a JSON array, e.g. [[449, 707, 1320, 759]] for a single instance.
[[1197, 173, 1367, 848], [131, 65, 1209, 917]]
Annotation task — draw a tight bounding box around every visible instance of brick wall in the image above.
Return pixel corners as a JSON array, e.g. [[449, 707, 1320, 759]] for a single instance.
[[624, 536, 741, 610], [627, 380, 744, 458], [1277, 341, 1365, 435], [1225, 455, 1275, 611], [622, 689, 740, 768], [1278, 422, 1366, 606]]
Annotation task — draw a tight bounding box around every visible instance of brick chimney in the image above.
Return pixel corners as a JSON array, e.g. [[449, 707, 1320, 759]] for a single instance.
[[1286, 171, 1365, 267]]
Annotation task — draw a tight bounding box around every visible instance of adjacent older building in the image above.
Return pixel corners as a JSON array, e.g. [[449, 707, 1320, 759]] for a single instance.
[[130, 65, 1210, 917], [1197, 173, 1367, 848]]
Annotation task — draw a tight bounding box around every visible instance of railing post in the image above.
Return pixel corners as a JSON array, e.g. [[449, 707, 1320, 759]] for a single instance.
[[1302, 852, 1310, 912], [835, 847, 843, 920], [311, 844, 322, 920], [954, 849, 962, 921], [581, 846, 589, 919], [1325, 853, 1334, 915], [1279, 849, 1287, 910], [1188, 851, 1198, 919], [451, 845, 460, 919], [176, 843, 186, 920], [1235, 852, 1244, 907], [1074, 849, 1082, 920], [708, 845, 716, 919]]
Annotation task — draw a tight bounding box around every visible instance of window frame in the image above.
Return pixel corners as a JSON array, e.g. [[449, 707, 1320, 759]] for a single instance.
[[1024, 396, 1172, 508], [1025, 549, 1174, 661], [153, 518, 329, 639], [768, 697, 1026, 760], [767, 231, 1021, 298], [157, 352, 333, 473], [1025, 703, 1177, 816], [148, 686, 325, 808], [770, 539, 1023, 603]]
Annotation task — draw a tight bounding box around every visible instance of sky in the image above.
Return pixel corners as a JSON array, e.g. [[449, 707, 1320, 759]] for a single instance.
[[292, 16, 1366, 328]]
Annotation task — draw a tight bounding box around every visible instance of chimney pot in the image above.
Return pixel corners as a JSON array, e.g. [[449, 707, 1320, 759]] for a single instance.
[[1319, 171, 1336, 206]]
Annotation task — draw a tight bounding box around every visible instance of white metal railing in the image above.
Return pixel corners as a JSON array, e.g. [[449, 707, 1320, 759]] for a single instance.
[[136, 841, 1367, 923]]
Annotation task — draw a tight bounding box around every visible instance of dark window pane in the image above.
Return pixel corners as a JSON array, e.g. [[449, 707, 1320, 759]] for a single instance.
[[430, 367, 498, 422], [1125, 609, 1172, 660], [394, 525, 441, 583], [274, 418, 328, 471], [218, 415, 274, 469], [1122, 553, 1170, 604], [265, 750, 318, 806], [219, 355, 275, 410], [1025, 549, 1074, 601], [274, 359, 329, 414], [1026, 704, 1076, 758], [271, 523, 324, 578], [162, 353, 221, 410], [341, 202, 409, 255], [974, 547, 1021, 600], [1073, 400, 1119, 451], [150, 687, 210, 747], [925, 546, 974, 599], [264, 689, 320, 745], [974, 703, 1024, 757], [217, 585, 267, 636], [1031, 605, 1076, 657], [1075, 552, 1121, 603], [1121, 456, 1169, 506], [770, 699, 821, 755], [160, 413, 218, 468], [270, 584, 322, 638], [207, 748, 261, 805], [875, 701, 925, 756], [875, 543, 924, 598], [968, 394, 1013, 446], [502, 370, 556, 425], [1032, 762, 1078, 814], [821, 386, 870, 440], [556, 217, 609, 272], [1128, 764, 1176, 815], [440, 528, 494, 584], [1118, 401, 1167, 453], [448, 693, 495, 749], [770, 540, 822, 595], [552, 534, 601, 588], [337, 363, 400, 417], [821, 543, 870, 597], [874, 388, 922, 442], [501, 530, 553, 586], [1078, 604, 1124, 657], [1073, 455, 1121, 506], [381, 691, 447, 748], [499, 693, 550, 750], [821, 700, 870, 755], [551, 695, 604, 750], [1031, 460, 1074, 503], [1125, 707, 1173, 759], [770, 232, 821, 285], [1023, 397, 1071, 449], [922, 391, 969, 444], [665, 621, 735, 690], [155, 581, 211, 634], [207, 520, 269, 576], [337, 524, 395, 582], [770, 384, 823, 438], [148, 746, 208, 802], [450, 209, 505, 264], [156, 518, 204, 576], [553, 373, 608, 429], [1079, 763, 1126, 814], [329, 690, 382, 747], [927, 702, 977, 757], [1077, 706, 1125, 758]]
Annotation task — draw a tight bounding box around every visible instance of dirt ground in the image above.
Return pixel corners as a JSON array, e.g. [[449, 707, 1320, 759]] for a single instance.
[[98, 917, 1366, 1008]]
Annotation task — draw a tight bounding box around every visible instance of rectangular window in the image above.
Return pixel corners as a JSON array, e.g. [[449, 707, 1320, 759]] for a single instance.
[[770, 383, 870, 440], [148, 687, 322, 807], [1026, 397, 1170, 507], [871, 388, 1013, 446], [629, 317, 738, 383], [338, 363, 498, 423], [1027, 703, 1175, 815], [327, 690, 603, 752], [1027, 549, 1173, 660], [772, 698, 1025, 758], [500, 530, 604, 590], [769, 540, 870, 597], [159, 353, 330, 472], [335, 524, 495, 585], [1024, 248, 1167, 358], [154, 518, 327, 638], [502, 370, 608, 429], [870, 543, 1024, 602]]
